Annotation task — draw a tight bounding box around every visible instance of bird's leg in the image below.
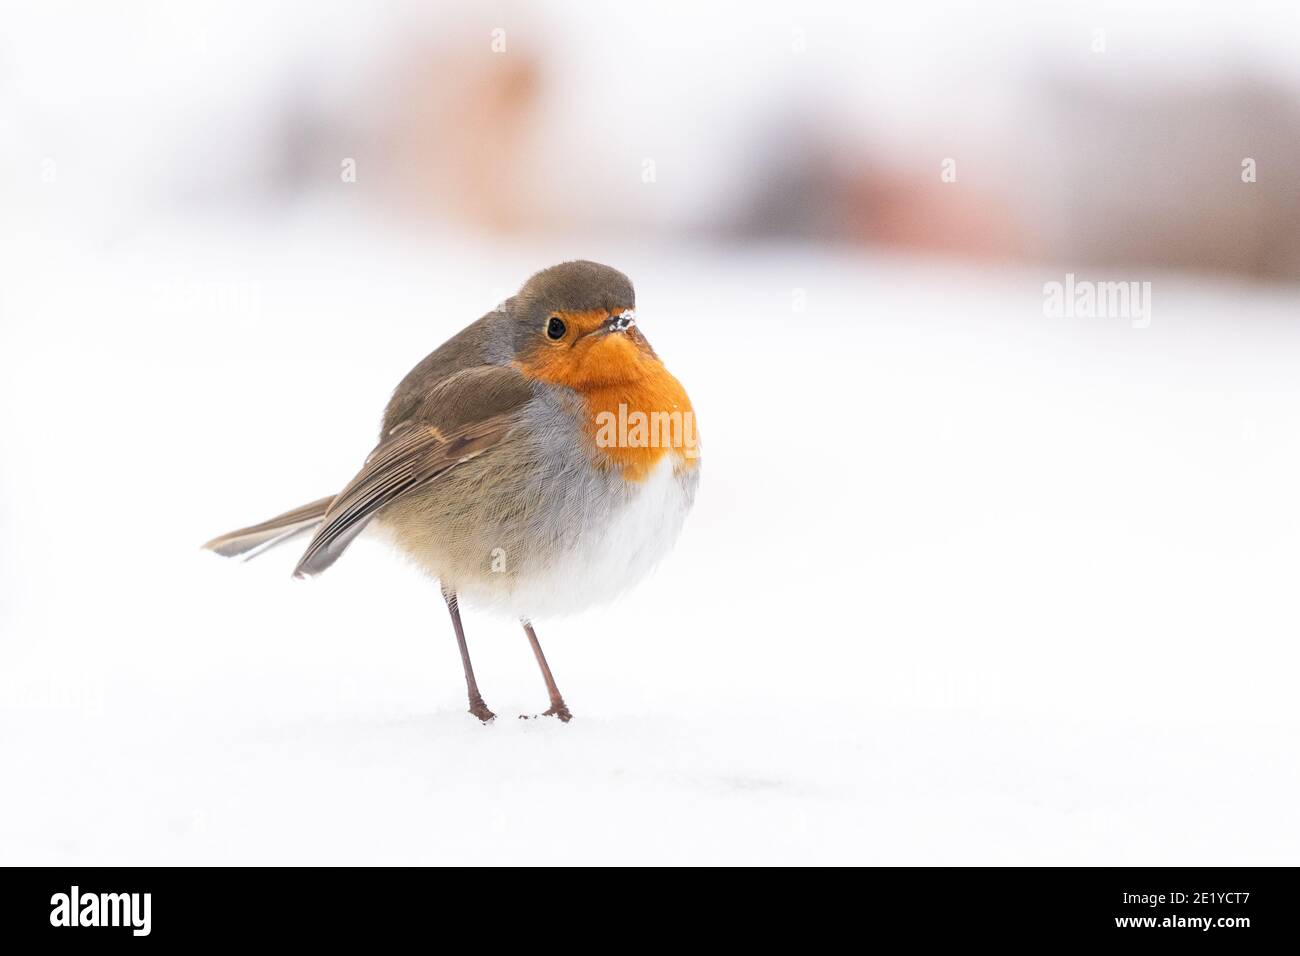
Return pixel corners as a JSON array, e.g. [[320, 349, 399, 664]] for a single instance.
[[520, 620, 572, 722], [442, 588, 495, 723]]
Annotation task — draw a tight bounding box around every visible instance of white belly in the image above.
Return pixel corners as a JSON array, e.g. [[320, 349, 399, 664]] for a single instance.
[[460, 455, 697, 620]]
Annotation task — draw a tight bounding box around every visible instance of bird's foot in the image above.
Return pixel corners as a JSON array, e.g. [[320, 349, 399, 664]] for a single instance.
[[468, 696, 496, 723], [544, 702, 573, 722], [519, 701, 573, 723]]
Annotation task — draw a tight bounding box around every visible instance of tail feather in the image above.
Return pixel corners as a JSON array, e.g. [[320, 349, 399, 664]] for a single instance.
[[203, 496, 335, 559]]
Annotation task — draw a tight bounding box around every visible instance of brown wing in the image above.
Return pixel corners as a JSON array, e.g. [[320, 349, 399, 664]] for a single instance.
[[292, 366, 534, 578]]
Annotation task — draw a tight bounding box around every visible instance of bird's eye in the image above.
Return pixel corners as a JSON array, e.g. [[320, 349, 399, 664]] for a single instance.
[[546, 316, 567, 340]]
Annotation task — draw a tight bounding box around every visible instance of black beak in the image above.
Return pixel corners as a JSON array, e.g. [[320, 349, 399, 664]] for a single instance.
[[602, 310, 637, 334]]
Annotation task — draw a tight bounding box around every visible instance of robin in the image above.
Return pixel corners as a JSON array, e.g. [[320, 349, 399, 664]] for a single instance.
[[204, 261, 699, 722]]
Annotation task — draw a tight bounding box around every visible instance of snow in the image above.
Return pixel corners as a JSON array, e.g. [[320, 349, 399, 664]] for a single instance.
[[2, 205, 1300, 864]]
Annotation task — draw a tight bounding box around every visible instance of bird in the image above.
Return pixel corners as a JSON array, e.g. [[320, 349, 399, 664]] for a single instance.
[[204, 261, 700, 723]]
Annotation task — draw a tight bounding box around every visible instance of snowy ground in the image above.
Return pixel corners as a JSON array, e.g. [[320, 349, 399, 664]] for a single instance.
[[2, 204, 1300, 864]]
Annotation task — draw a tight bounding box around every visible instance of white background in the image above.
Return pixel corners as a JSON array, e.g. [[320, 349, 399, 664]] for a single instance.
[[2, 1, 1299, 864]]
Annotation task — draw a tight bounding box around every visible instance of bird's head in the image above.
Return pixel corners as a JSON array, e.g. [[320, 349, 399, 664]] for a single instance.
[[504, 260, 657, 389]]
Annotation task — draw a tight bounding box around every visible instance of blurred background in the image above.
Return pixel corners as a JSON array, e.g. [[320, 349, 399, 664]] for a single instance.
[[3, 1, 1300, 865], [5, 0, 1300, 270]]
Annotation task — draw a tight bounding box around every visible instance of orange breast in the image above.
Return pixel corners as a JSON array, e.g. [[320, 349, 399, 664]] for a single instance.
[[514, 325, 699, 482], [582, 366, 698, 481]]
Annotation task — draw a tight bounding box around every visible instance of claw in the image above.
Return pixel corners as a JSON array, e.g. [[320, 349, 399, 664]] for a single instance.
[[544, 704, 573, 723], [518, 703, 572, 723]]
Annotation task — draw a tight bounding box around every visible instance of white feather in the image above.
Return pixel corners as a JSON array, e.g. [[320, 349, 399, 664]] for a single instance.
[[460, 456, 695, 620]]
